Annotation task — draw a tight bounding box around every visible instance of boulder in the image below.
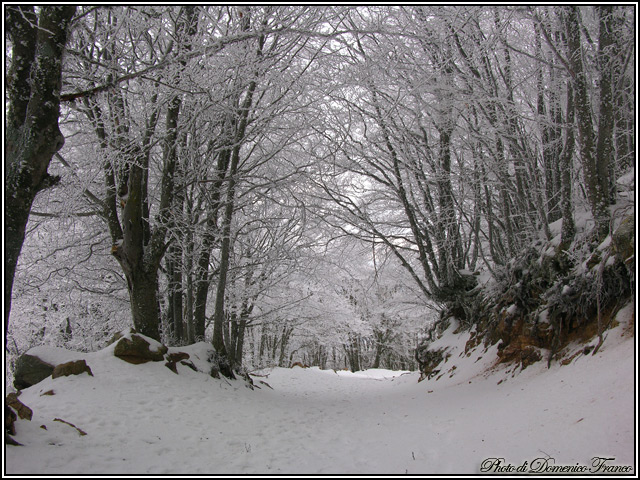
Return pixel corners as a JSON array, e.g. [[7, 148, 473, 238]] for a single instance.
[[113, 333, 168, 364], [164, 352, 192, 374], [52, 359, 93, 379], [105, 328, 135, 346], [13, 354, 55, 390]]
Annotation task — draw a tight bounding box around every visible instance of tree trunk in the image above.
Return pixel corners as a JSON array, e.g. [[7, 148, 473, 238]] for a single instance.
[[113, 159, 163, 340], [211, 80, 260, 356], [594, 5, 616, 207], [97, 7, 198, 342], [560, 80, 576, 247], [278, 326, 293, 367], [565, 6, 610, 238], [166, 244, 184, 343], [536, 26, 562, 225], [234, 319, 247, 367], [211, 192, 236, 357], [192, 143, 232, 340], [5, 5, 76, 339], [185, 237, 195, 344], [128, 269, 162, 340]]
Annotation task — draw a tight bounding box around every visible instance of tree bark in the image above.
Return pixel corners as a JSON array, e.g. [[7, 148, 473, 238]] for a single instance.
[[565, 6, 610, 238], [5, 6, 76, 337], [594, 6, 616, 206], [192, 147, 232, 340], [560, 80, 577, 247]]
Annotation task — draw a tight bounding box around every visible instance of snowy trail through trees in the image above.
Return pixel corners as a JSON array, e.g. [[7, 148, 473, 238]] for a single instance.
[[5, 312, 635, 475]]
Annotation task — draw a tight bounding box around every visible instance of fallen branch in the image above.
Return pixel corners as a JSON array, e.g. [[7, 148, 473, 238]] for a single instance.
[[53, 418, 87, 436]]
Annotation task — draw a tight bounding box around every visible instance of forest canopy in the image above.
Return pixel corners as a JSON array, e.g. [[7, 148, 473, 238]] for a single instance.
[[5, 6, 635, 374]]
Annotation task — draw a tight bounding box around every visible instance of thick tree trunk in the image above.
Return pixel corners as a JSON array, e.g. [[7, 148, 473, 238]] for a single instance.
[[128, 269, 162, 340], [5, 6, 76, 337], [234, 319, 247, 367], [112, 160, 162, 340], [94, 7, 199, 342]]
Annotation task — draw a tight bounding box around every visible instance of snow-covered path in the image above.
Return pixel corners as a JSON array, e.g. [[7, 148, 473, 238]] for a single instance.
[[5, 311, 636, 475]]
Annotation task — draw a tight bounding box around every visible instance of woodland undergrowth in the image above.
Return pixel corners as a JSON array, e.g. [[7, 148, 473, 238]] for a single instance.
[[417, 209, 634, 374]]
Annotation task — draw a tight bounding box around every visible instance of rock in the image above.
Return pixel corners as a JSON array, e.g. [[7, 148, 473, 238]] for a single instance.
[[164, 353, 191, 374], [106, 329, 129, 346], [416, 347, 448, 382], [13, 354, 55, 390], [113, 333, 168, 364], [166, 352, 190, 363], [5, 405, 17, 436], [534, 320, 554, 348], [5, 432, 22, 446], [464, 330, 482, 354], [6, 393, 33, 446], [180, 360, 197, 372], [6, 392, 33, 421], [520, 346, 542, 369], [498, 336, 542, 369], [165, 361, 178, 374], [52, 360, 93, 379]]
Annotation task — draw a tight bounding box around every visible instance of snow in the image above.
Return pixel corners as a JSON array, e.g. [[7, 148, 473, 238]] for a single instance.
[[616, 169, 634, 189], [598, 235, 612, 251], [4, 304, 636, 475], [538, 308, 550, 324]]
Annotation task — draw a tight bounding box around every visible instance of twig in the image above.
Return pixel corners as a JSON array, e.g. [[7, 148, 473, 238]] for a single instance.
[[53, 418, 87, 436]]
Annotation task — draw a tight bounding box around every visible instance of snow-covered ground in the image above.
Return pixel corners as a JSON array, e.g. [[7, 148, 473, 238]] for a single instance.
[[4, 302, 636, 475]]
